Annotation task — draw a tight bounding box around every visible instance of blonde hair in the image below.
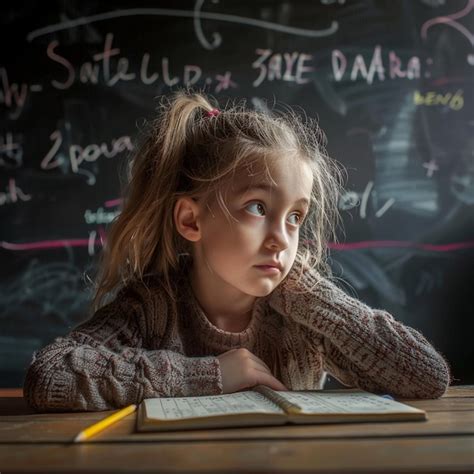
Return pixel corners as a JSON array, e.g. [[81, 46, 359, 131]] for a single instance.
[[88, 87, 347, 313]]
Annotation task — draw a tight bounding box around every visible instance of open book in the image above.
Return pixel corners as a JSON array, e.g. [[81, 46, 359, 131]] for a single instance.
[[136, 385, 427, 432]]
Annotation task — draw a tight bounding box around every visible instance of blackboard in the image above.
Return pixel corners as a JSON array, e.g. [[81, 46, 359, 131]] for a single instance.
[[1, 0, 473, 387]]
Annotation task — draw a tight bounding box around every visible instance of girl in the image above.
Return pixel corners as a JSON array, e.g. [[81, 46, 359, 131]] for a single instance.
[[24, 89, 452, 412]]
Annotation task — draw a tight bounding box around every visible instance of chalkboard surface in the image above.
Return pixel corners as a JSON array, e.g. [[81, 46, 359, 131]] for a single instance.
[[1, 1, 473, 387]]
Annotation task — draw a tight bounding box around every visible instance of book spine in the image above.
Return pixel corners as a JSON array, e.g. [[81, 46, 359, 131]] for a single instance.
[[254, 385, 302, 415]]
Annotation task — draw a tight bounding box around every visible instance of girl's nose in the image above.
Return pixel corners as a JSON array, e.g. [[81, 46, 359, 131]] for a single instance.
[[265, 224, 289, 251]]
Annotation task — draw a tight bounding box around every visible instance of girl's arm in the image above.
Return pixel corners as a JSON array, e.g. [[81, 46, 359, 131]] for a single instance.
[[268, 262, 452, 399], [23, 282, 223, 412]]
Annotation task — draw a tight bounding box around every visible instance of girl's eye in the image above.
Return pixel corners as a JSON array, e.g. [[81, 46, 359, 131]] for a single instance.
[[246, 202, 265, 216], [245, 202, 303, 225]]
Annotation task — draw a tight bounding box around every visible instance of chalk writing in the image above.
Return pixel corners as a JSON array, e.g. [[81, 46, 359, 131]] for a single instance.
[[41, 130, 133, 185], [414, 90, 464, 110], [27, 5, 340, 47], [332, 46, 421, 83], [0, 68, 30, 120], [0, 178, 32, 206], [84, 207, 120, 225], [339, 181, 395, 219], [253, 49, 314, 87], [0, 132, 23, 168], [4, 32, 241, 118]]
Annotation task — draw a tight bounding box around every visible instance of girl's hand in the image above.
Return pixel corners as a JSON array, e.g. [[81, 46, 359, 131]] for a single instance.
[[217, 348, 288, 393]]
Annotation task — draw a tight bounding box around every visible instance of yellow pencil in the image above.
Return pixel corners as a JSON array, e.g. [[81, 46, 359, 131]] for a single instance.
[[73, 404, 137, 443]]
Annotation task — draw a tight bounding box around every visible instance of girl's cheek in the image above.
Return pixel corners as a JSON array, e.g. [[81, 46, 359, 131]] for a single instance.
[[237, 210, 259, 224]]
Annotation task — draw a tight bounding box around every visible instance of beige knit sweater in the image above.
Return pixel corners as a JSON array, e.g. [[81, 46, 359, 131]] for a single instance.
[[23, 255, 452, 412]]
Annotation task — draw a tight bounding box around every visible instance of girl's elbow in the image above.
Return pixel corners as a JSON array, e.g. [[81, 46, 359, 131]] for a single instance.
[[23, 362, 79, 412], [23, 364, 53, 413], [414, 359, 452, 400], [429, 362, 452, 399], [430, 381, 449, 399], [430, 352, 453, 398]]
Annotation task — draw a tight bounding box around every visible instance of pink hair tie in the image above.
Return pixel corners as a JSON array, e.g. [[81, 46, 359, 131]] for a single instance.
[[206, 108, 220, 117]]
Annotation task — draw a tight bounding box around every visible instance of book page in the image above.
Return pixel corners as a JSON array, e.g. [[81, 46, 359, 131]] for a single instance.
[[274, 391, 423, 414], [144, 391, 286, 420]]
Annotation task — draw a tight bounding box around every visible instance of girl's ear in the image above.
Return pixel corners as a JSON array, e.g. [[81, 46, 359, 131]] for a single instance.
[[173, 196, 202, 243]]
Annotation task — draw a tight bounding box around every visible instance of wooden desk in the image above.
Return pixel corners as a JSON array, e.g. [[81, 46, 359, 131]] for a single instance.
[[0, 386, 473, 473]]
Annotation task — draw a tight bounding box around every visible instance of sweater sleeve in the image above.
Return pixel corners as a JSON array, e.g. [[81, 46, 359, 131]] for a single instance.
[[268, 263, 453, 399], [23, 282, 223, 412]]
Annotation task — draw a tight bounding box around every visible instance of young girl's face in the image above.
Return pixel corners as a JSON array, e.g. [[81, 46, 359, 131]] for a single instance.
[[191, 156, 314, 299]]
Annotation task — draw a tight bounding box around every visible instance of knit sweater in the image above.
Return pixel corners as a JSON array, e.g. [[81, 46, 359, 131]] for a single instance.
[[23, 255, 453, 412]]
